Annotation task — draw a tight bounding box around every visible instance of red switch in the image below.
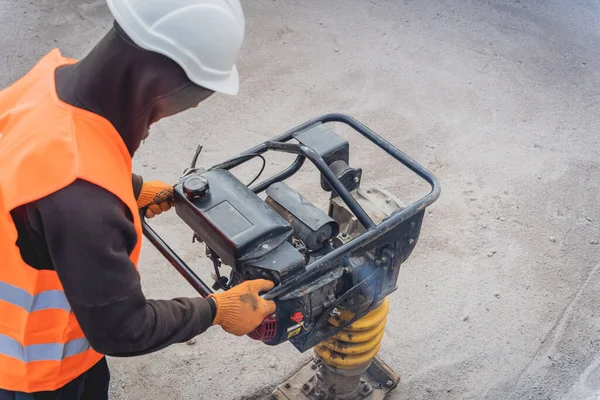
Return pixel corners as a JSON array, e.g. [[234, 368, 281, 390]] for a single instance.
[[290, 311, 304, 323]]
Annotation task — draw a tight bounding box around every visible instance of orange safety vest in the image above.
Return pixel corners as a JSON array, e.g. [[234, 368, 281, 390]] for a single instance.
[[0, 49, 142, 392]]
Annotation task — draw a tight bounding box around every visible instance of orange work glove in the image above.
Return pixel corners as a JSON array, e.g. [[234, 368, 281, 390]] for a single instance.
[[209, 279, 276, 336], [136, 180, 174, 219]]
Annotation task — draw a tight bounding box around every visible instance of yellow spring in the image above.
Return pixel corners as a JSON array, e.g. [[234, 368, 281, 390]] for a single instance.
[[315, 298, 389, 370]]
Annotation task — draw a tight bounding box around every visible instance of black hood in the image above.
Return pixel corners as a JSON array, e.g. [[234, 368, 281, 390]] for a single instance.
[[55, 22, 213, 155]]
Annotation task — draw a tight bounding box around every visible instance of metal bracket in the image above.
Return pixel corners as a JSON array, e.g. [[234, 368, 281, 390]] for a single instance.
[[272, 356, 400, 400]]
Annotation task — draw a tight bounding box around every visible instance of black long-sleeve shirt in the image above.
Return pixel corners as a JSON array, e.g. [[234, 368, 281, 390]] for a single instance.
[[10, 176, 214, 357]]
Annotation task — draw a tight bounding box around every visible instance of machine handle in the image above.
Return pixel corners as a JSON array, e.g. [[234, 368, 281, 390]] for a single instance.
[[140, 211, 280, 300], [140, 211, 214, 298]]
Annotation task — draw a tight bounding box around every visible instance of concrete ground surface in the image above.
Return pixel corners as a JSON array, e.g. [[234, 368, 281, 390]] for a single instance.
[[1, 0, 599, 399]]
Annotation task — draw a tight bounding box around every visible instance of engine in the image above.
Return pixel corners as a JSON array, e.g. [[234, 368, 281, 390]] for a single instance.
[[171, 121, 428, 352]]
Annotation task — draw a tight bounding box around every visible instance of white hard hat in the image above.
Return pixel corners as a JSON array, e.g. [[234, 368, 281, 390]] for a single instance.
[[106, 0, 245, 95]]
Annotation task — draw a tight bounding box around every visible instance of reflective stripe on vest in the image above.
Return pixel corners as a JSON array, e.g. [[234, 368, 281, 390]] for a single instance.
[[0, 335, 90, 363], [0, 281, 71, 312]]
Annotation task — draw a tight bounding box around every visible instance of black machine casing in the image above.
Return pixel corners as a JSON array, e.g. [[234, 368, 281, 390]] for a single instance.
[[174, 169, 306, 283], [142, 114, 441, 352]]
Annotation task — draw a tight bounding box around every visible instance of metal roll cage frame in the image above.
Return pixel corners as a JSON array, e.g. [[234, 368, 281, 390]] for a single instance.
[[142, 113, 441, 301]]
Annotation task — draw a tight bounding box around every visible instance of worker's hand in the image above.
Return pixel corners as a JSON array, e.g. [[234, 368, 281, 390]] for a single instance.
[[136, 180, 174, 218], [209, 279, 276, 336]]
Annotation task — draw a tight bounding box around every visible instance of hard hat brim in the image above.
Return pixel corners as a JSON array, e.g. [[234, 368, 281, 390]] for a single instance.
[[189, 64, 239, 96]]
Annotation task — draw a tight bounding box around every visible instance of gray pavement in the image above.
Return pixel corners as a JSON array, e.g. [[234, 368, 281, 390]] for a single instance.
[[1, 1, 599, 399]]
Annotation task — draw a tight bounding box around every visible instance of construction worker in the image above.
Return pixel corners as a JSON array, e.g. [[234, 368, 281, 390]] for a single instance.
[[0, 0, 276, 398]]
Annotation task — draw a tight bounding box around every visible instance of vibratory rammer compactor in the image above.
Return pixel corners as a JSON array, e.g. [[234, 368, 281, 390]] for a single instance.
[[143, 114, 440, 400]]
